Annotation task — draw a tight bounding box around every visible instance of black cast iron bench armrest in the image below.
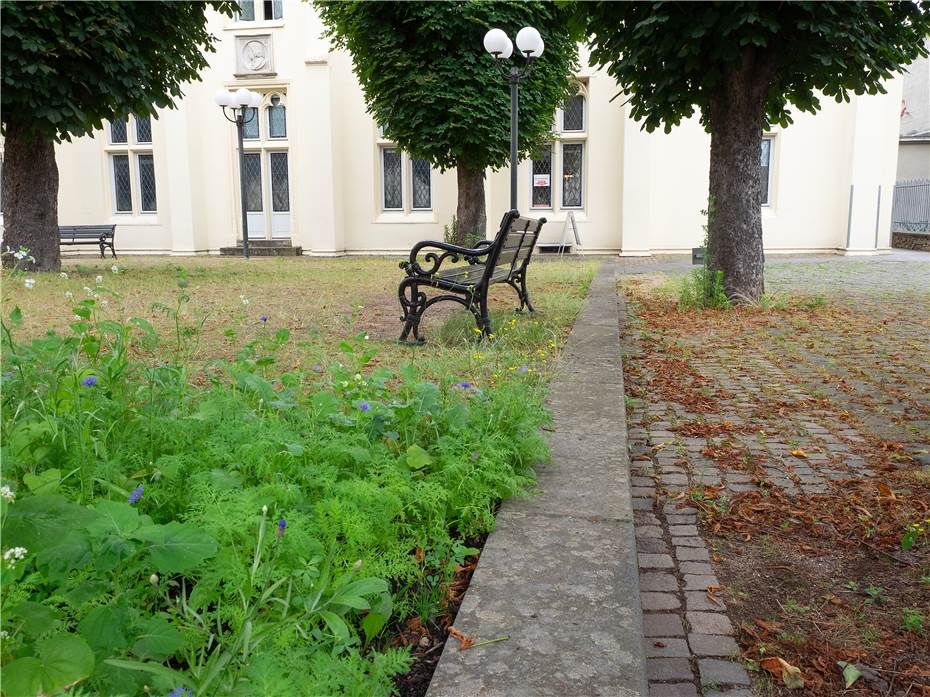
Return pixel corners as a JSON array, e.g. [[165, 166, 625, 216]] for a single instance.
[[400, 239, 493, 277], [397, 210, 546, 344]]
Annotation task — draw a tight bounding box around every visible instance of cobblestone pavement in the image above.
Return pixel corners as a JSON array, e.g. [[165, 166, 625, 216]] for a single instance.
[[618, 254, 929, 697]]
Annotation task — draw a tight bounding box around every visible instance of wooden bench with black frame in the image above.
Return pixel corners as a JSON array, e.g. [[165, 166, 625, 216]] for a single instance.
[[397, 209, 546, 344], [59, 224, 117, 259]]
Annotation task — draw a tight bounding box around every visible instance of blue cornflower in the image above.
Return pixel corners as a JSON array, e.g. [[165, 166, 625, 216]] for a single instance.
[[517, 365, 529, 374], [167, 688, 193, 697], [259, 314, 269, 323], [359, 401, 371, 412], [81, 375, 98, 387], [276, 519, 286, 539], [456, 381, 472, 390], [127, 484, 144, 504]]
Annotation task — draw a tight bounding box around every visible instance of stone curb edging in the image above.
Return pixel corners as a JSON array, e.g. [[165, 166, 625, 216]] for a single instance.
[[426, 259, 647, 697]]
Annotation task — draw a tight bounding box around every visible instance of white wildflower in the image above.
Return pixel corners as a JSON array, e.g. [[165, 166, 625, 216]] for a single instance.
[[65, 291, 74, 300], [354, 373, 362, 381], [74, 315, 82, 321], [83, 286, 94, 295], [150, 574, 159, 586], [0, 485, 15, 503], [95, 275, 103, 285], [60, 272, 69, 279], [0, 630, 8, 640], [2, 547, 28, 567], [101, 299, 109, 306], [111, 265, 119, 274], [23, 278, 35, 290], [364, 334, 370, 341], [261, 505, 268, 515], [13, 250, 26, 260], [240, 294, 250, 306]]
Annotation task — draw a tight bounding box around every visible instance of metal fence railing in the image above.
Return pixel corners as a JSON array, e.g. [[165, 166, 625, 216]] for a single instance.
[[891, 179, 930, 233]]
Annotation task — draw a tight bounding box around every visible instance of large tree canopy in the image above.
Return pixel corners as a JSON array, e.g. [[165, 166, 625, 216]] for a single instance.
[[316, 0, 579, 243], [581, 2, 930, 302], [0, 1, 234, 271]]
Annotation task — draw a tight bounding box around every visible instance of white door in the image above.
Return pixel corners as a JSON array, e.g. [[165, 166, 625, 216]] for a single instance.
[[243, 152, 265, 239], [268, 152, 290, 238]]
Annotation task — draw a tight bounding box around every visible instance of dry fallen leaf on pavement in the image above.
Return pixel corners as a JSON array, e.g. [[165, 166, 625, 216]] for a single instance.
[[789, 449, 808, 458], [876, 481, 896, 499], [761, 656, 805, 690], [447, 626, 475, 651]]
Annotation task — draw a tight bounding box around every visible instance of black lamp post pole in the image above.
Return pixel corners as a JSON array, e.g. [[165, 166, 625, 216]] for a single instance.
[[494, 56, 534, 212], [235, 108, 251, 260], [509, 66, 519, 211], [222, 104, 257, 260]]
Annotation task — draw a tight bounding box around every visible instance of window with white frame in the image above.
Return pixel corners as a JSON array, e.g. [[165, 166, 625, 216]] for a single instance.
[[240, 92, 291, 239], [237, 0, 283, 22], [531, 144, 553, 208], [106, 115, 156, 214], [531, 85, 586, 210], [760, 136, 774, 206], [377, 125, 432, 212]]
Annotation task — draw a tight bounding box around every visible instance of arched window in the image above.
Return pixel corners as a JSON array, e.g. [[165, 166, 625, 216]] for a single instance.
[[268, 94, 286, 139]]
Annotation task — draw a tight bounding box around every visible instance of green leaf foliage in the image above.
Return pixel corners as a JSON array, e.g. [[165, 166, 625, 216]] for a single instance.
[[580, 1, 930, 132], [0, 305, 551, 695], [4, 634, 95, 696], [139, 521, 219, 574], [316, 1, 581, 171], [131, 616, 185, 662], [0, 1, 236, 142]]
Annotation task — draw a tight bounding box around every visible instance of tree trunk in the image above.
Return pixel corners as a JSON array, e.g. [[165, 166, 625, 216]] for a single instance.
[[706, 50, 774, 304], [1, 120, 60, 272], [455, 163, 486, 247]]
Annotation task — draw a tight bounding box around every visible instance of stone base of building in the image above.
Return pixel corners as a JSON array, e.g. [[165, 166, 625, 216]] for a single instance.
[[891, 231, 930, 251], [219, 240, 303, 256]]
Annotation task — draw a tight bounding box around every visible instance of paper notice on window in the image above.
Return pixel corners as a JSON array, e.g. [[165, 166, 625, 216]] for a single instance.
[[533, 174, 550, 188]]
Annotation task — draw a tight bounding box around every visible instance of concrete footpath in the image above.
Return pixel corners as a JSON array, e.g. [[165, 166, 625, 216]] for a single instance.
[[427, 259, 646, 697]]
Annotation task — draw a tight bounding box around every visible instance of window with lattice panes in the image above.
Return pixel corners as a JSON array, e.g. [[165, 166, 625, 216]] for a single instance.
[[268, 96, 286, 139], [242, 107, 260, 140], [562, 94, 585, 132], [531, 145, 553, 209], [760, 137, 774, 206], [382, 148, 403, 210], [562, 143, 584, 208], [237, 0, 282, 21], [411, 158, 431, 210], [106, 114, 156, 214]]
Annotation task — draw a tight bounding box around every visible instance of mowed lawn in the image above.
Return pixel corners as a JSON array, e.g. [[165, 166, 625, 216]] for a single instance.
[[5, 255, 599, 383]]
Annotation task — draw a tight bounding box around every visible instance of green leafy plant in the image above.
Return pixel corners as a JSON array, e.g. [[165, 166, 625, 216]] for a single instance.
[[900, 519, 928, 551], [1, 293, 549, 695], [901, 608, 925, 635], [678, 200, 731, 311]]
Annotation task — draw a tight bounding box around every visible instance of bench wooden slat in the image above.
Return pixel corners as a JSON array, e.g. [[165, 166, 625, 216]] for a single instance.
[[58, 225, 117, 258], [399, 210, 546, 343]]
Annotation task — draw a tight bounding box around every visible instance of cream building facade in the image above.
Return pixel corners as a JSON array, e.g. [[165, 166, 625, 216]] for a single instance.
[[42, 2, 903, 257]]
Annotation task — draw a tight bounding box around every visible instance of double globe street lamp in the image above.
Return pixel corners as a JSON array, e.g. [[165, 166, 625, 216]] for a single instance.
[[483, 26, 545, 210], [215, 87, 263, 259]]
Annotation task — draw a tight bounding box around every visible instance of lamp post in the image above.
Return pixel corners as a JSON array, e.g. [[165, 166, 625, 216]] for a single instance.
[[483, 26, 545, 211], [215, 87, 263, 259]]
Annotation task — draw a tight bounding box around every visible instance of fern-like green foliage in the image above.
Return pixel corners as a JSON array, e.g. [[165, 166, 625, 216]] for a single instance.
[[0, 299, 548, 696]]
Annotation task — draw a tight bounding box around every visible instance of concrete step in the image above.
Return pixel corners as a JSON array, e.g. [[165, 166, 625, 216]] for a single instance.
[[219, 242, 303, 257], [426, 259, 646, 697]]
